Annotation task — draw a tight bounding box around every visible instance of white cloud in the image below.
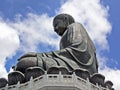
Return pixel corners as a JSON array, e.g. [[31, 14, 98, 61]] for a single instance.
[[0, 20, 20, 78], [58, 0, 111, 51], [0, 13, 61, 79], [10, 13, 60, 52], [98, 54, 120, 90], [100, 67, 120, 90]]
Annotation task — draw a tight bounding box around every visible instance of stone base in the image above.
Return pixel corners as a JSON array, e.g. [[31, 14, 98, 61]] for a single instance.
[[0, 73, 108, 90]]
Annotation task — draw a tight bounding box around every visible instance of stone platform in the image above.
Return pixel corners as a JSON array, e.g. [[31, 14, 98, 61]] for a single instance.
[[0, 72, 109, 90]]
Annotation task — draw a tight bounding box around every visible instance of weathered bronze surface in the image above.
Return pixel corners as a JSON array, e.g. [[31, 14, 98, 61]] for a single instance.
[[104, 81, 113, 89], [15, 14, 98, 75], [90, 73, 105, 86], [0, 78, 8, 88], [25, 67, 45, 81], [8, 71, 25, 85]]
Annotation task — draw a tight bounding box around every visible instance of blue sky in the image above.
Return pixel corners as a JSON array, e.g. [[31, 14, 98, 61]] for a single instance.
[[0, 0, 120, 89], [101, 0, 120, 69]]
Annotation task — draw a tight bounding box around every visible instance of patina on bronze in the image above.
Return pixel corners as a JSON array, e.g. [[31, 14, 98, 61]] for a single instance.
[[0, 78, 8, 88], [15, 14, 98, 75]]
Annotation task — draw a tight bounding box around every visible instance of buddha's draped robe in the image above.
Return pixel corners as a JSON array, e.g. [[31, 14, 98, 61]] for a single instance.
[[36, 22, 98, 74]]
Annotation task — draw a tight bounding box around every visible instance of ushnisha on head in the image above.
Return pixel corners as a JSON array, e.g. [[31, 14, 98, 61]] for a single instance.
[[53, 14, 75, 36]]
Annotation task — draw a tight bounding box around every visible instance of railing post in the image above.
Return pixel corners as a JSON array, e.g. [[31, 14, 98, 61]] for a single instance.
[[59, 71, 62, 82], [29, 77, 33, 89], [5, 84, 8, 90], [86, 78, 91, 90], [72, 72, 76, 82], [16, 81, 20, 90]]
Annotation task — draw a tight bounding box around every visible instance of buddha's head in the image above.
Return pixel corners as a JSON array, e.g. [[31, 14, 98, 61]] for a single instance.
[[53, 14, 75, 36]]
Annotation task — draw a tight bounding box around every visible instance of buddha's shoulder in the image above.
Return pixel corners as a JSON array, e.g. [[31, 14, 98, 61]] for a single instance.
[[68, 22, 83, 27]]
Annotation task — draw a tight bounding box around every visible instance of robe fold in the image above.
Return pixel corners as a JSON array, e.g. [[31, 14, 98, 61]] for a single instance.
[[37, 22, 98, 74]]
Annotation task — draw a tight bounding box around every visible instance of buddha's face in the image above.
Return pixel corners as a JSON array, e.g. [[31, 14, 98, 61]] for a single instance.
[[53, 18, 67, 36]]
